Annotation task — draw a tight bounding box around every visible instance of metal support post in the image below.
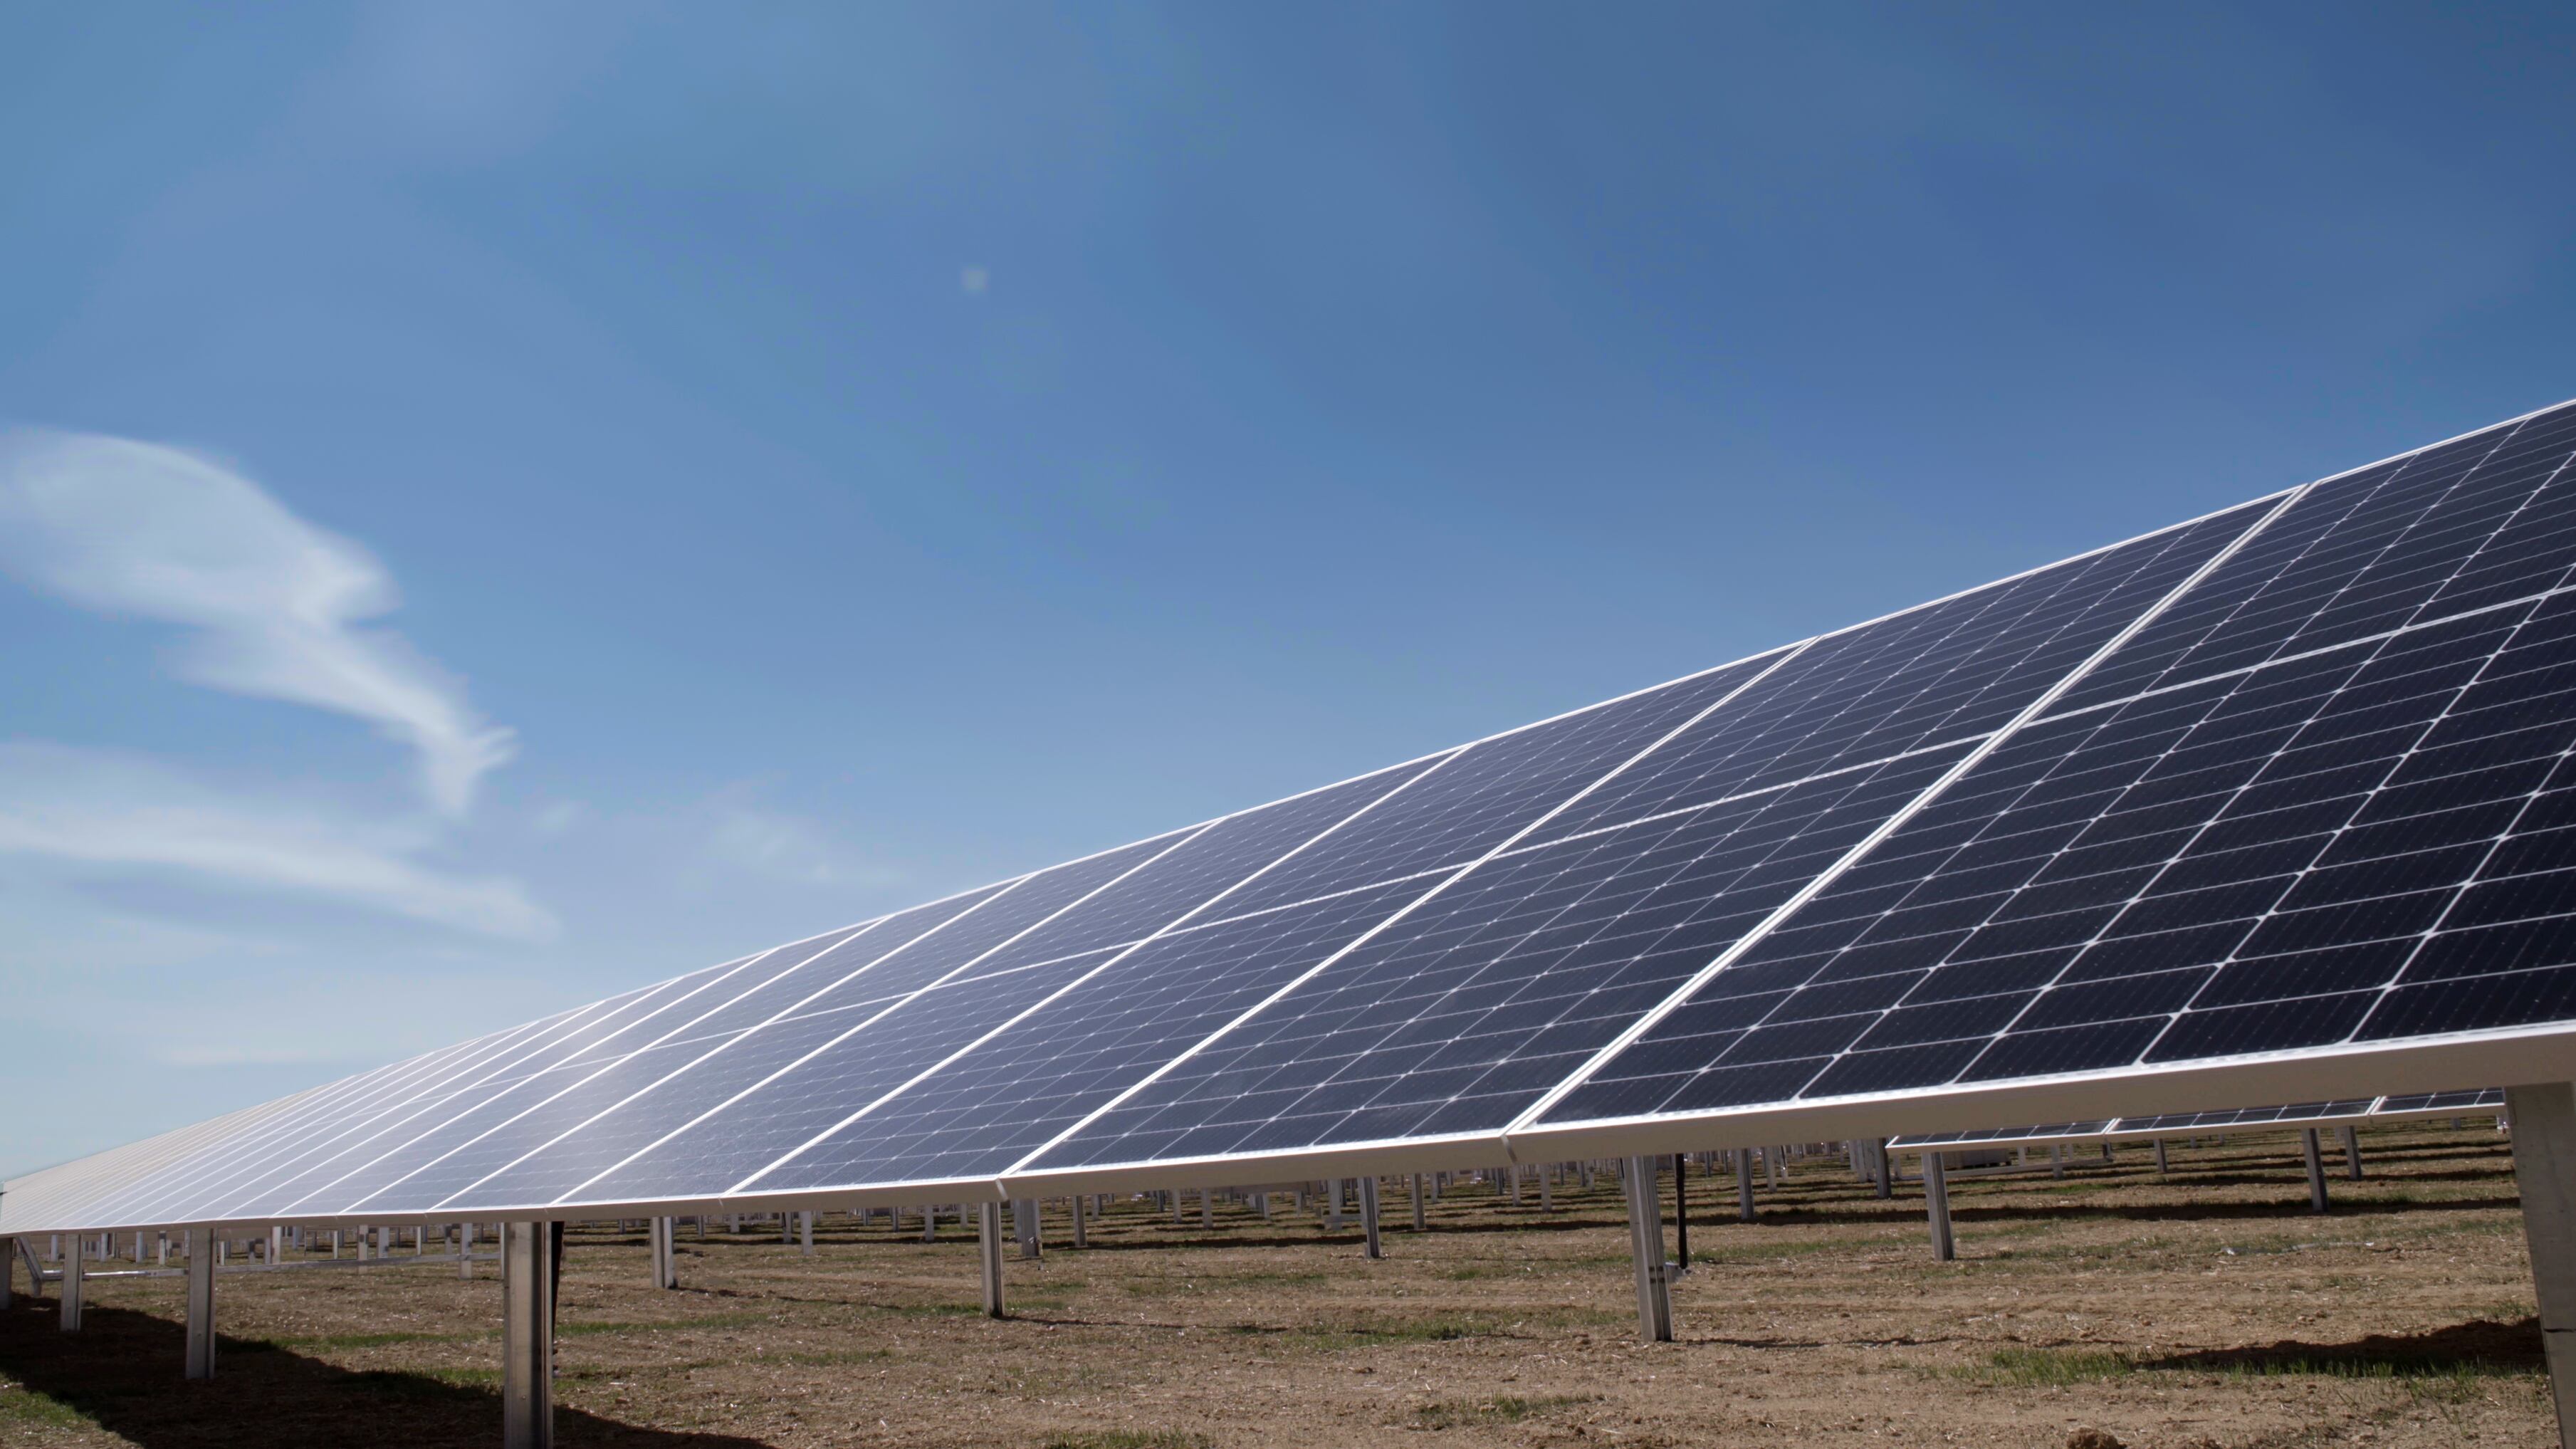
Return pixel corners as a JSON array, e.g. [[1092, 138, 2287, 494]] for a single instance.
[[2154, 1138, 2169, 1173], [1071, 1195, 1087, 1249], [2342, 1124, 2365, 1180], [461, 1223, 476, 1280], [2303, 1129, 2330, 1213], [1874, 1137, 1892, 1199], [651, 1218, 678, 1289], [1541, 1162, 1554, 1212], [978, 1203, 1006, 1319], [800, 1210, 814, 1255], [1013, 1199, 1041, 1259], [184, 1225, 216, 1379], [502, 1221, 555, 1449], [921, 1206, 937, 1243], [1200, 1189, 1214, 1228], [1924, 1152, 1955, 1261], [1325, 1179, 1345, 1232], [1734, 1146, 1756, 1223], [1672, 1154, 1690, 1266], [2051, 1143, 2066, 1180], [2506, 1082, 2576, 1449], [1360, 1176, 1382, 1260], [61, 1230, 83, 1332], [1410, 1173, 1426, 1231], [1621, 1155, 1672, 1342]]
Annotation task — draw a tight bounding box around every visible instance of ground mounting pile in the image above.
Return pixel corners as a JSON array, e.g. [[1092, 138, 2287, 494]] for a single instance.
[[11, 399, 2576, 1239]]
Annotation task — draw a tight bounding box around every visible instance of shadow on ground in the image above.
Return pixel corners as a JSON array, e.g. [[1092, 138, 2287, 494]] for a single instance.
[[2141, 1316, 2544, 1375], [0, 1298, 768, 1448]]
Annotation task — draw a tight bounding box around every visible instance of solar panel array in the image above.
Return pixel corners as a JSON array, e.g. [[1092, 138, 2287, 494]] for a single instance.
[[9, 399, 2576, 1237], [1887, 1087, 2506, 1150]]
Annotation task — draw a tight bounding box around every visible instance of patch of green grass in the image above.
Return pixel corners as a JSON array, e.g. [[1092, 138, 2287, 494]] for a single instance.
[[1039, 1431, 1210, 1449], [0, 1385, 96, 1430], [1408, 1393, 1598, 1429], [1949, 1346, 2135, 1387]]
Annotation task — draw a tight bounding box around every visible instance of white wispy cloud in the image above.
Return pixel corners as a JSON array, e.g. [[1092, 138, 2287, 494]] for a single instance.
[[0, 743, 557, 940], [0, 428, 515, 815]]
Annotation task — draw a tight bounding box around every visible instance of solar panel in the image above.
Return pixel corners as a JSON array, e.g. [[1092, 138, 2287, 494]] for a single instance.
[[8, 398, 2576, 1237]]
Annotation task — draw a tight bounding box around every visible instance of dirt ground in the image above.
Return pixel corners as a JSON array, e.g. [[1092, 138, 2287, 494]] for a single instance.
[[0, 1121, 2554, 1449]]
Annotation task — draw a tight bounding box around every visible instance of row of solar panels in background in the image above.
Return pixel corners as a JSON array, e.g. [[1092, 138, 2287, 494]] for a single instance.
[[1885, 1088, 2508, 1150]]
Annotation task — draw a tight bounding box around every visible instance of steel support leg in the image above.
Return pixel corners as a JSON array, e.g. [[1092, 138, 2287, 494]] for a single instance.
[[1621, 1155, 1672, 1342], [2507, 1082, 2576, 1449], [60, 1231, 83, 1332], [651, 1217, 678, 1288], [1360, 1176, 1382, 1260], [1924, 1151, 1955, 1261], [2303, 1128, 2329, 1214], [1410, 1173, 1426, 1231], [1013, 1199, 1041, 1259], [1071, 1194, 1087, 1249], [978, 1203, 1005, 1319], [2342, 1124, 2364, 1180], [1326, 1179, 1345, 1232], [184, 1225, 216, 1379], [1734, 1146, 1756, 1223], [1874, 1137, 1892, 1199], [1671, 1155, 1689, 1266], [502, 1221, 555, 1449], [800, 1210, 814, 1255], [2154, 1139, 2169, 1174]]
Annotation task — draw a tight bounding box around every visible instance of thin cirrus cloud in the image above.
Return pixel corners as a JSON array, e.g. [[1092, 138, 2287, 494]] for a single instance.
[[0, 743, 555, 941], [0, 428, 514, 816], [0, 427, 548, 941]]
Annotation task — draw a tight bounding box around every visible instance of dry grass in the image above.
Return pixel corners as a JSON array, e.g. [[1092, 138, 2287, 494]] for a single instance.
[[0, 1122, 2554, 1448]]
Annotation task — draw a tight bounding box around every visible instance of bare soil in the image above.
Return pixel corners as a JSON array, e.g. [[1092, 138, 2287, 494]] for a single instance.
[[0, 1122, 2553, 1449]]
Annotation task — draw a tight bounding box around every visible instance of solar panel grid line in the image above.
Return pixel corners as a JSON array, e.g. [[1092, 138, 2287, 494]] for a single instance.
[[989, 639, 1821, 1182], [41, 1041, 496, 1228], [0, 1087, 330, 1232], [694, 662, 1812, 1197], [1528, 403, 2576, 1139], [0, 481, 2300, 1229], [370, 866, 1122, 1215], [2147, 454, 2576, 1060], [419, 820, 1320, 1213], [1507, 731, 1999, 859], [167, 938, 863, 1227], [2038, 578, 2576, 731], [467, 820, 1252, 1212], [2056, 410, 2576, 715], [1503, 483, 2308, 1134], [1012, 506, 2278, 1182], [283, 919, 921, 1219], [145, 949, 823, 1230], [84, 992, 644, 1230], [718, 748, 1496, 1196], [1817, 607, 2534, 1097]]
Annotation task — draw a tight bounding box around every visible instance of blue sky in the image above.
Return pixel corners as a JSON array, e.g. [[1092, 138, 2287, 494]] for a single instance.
[[4, 2, 2572, 1176]]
